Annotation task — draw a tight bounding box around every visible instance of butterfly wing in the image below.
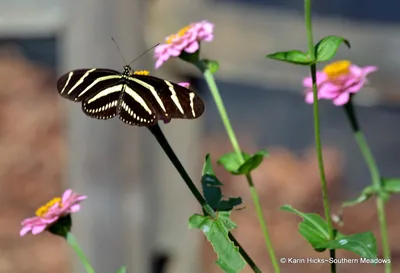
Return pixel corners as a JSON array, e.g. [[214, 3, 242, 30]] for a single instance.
[[126, 75, 205, 121], [57, 68, 122, 102], [117, 83, 158, 127], [81, 83, 124, 120]]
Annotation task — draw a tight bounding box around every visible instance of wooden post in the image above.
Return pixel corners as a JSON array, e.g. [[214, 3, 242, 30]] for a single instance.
[[59, 0, 153, 272]]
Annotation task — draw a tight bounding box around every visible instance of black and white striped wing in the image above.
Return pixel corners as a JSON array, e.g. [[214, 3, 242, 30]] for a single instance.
[[57, 68, 122, 101], [127, 75, 205, 121], [117, 84, 158, 126], [81, 83, 124, 120]]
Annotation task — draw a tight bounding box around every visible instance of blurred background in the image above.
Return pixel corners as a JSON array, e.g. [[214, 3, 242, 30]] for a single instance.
[[1, 0, 400, 273]]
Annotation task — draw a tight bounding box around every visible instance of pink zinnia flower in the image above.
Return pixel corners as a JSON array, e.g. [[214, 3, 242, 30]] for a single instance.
[[154, 20, 214, 69], [178, 82, 190, 88], [303, 60, 377, 106], [20, 189, 87, 236]]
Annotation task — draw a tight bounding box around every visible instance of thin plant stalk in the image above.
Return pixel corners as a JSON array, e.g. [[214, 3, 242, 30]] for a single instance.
[[200, 67, 280, 273], [67, 232, 95, 273], [148, 123, 262, 273], [304, 0, 336, 272], [344, 100, 391, 273]]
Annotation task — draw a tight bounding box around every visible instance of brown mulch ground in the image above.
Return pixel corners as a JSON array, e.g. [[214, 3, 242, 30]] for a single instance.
[[201, 135, 400, 273], [0, 48, 69, 273]]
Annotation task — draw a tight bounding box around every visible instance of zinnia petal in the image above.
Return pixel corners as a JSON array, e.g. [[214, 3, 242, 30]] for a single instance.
[[344, 78, 364, 93], [69, 204, 82, 213], [178, 82, 190, 88], [168, 47, 184, 57], [155, 59, 165, 70], [318, 83, 342, 98], [333, 93, 350, 106], [32, 225, 47, 235], [62, 189, 73, 203], [303, 72, 327, 87], [184, 41, 200, 53], [20, 226, 32, 236], [362, 66, 378, 75], [305, 91, 315, 104]]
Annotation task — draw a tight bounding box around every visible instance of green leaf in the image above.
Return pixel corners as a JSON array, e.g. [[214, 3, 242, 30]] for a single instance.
[[266, 50, 312, 65], [189, 212, 246, 273], [281, 205, 329, 250], [326, 232, 377, 260], [201, 59, 220, 73], [217, 197, 243, 211], [315, 35, 351, 63], [237, 150, 268, 175], [201, 154, 242, 211], [341, 186, 375, 208], [217, 152, 251, 174], [282, 205, 378, 260], [217, 150, 268, 175], [116, 266, 127, 273], [382, 178, 400, 193], [203, 154, 217, 176]]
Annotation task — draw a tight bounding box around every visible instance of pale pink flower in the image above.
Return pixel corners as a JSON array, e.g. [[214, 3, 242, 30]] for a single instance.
[[20, 189, 87, 236], [303, 60, 377, 106], [154, 20, 214, 69], [178, 82, 190, 88]]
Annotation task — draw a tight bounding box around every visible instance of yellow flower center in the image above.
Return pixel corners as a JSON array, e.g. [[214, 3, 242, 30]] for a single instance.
[[323, 60, 351, 79], [133, 70, 150, 76], [35, 197, 62, 217], [166, 25, 191, 44]]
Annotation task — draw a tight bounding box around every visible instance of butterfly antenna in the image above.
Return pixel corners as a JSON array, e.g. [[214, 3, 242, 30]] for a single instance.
[[128, 43, 160, 66], [111, 37, 128, 66]]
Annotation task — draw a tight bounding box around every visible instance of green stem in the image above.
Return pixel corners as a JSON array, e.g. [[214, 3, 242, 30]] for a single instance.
[[343, 100, 391, 273], [148, 124, 262, 273], [66, 232, 95, 273], [201, 67, 280, 273], [304, 1, 336, 272]]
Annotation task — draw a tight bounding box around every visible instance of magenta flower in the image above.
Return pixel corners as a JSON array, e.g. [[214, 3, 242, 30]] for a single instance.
[[154, 20, 214, 69], [303, 60, 377, 106], [20, 189, 87, 236], [178, 82, 190, 88]]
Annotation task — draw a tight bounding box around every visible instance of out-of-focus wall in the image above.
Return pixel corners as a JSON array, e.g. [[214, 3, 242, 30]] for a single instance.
[[147, 0, 400, 106], [0, 0, 65, 37]]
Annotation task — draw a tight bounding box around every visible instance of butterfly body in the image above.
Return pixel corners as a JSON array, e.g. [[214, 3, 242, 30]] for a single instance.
[[57, 65, 205, 126]]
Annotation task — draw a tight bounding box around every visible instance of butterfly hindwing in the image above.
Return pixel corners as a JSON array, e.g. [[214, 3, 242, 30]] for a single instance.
[[117, 83, 157, 126], [57, 68, 122, 102], [82, 83, 124, 120], [128, 75, 205, 121]]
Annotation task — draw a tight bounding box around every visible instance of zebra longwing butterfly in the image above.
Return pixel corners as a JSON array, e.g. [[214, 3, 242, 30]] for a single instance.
[[56, 65, 205, 126]]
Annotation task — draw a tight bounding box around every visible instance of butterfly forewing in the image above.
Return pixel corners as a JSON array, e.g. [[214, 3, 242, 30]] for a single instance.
[[117, 84, 157, 126], [57, 69, 121, 101], [129, 75, 205, 120]]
